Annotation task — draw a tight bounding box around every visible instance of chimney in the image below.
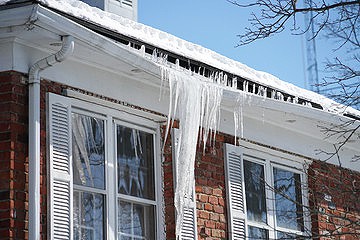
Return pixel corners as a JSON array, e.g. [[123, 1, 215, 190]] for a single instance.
[[81, 0, 138, 21]]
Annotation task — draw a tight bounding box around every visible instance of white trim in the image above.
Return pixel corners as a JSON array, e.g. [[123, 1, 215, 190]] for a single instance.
[[226, 142, 311, 239], [48, 92, 165, 239], [106, 115, 116, 240], [239, 139, 312, 167], [64, 89, 167, 123]]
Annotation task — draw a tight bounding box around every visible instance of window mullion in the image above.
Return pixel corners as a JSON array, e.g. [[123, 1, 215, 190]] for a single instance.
[[106, 116, 116, 240], [265, 161, 276, 239]]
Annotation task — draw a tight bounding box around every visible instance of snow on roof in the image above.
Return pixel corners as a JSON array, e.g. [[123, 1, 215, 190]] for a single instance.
[[1, 0, 359, 117]]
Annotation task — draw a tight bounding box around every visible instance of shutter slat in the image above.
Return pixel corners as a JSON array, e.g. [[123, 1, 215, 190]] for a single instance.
[[172, 129, 198, 240], [224, 144, 246, 239], [48, 94, 72, 240], [181, 207, 196, 238], [121, 0, 132, 7]]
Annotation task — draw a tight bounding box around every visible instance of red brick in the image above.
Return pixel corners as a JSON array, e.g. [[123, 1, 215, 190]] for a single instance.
[[208, 196, 218, 205], [198, 194, 208, 203], [213, 205, 224, 214]]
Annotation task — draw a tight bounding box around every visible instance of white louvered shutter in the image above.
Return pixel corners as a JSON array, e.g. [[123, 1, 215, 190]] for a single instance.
[[121, 0, 132, 7], [48, 93, 73, 240], [224, 144, 246, 240], [172, 128, 198, 240]]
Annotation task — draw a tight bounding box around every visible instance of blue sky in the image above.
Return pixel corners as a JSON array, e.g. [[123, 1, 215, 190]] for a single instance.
[[138, 1, 330, 91]]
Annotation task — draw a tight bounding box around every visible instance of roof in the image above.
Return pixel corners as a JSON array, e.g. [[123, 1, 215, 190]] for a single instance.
[[1, 0, 359, 119]]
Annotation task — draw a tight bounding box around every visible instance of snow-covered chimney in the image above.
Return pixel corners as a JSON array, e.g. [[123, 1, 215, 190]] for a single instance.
[[81, 0, 138, 21]]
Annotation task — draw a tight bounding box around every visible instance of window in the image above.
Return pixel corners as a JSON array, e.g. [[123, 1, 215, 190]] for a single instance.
[[116, 124, 156, 239], [224, 143, 309, 240], [72, 113, 106, 239], [48, 93, 163, 240]]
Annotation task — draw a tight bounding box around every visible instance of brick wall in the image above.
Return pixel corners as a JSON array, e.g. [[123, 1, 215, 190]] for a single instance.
[[309, 160, 360, 239], [0, 71, 28, 239], [194, 134, 233, 240], [162, 125, 234, 240], [0, 71, 64, 240]]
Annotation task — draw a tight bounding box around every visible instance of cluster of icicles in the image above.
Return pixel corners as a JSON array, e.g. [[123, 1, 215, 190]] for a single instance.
[[160, 64, 251, 238]]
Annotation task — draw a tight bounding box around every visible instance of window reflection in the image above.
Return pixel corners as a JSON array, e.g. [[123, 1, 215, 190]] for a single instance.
[[117, 125, 156, 239], [73, 191, 104, 240], [117, 125, 155, 200], [248, 225, 269, 239], [244, 160, 267, 223], [72, 113, 105, 189], [273, 168, 304, 231], [118, 200, 155, 239]]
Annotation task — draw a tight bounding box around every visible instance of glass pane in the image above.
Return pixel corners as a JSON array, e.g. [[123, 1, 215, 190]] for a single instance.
[[244, 160, 267, 223], [248, 225, 269, 239], [73, 190, 104, 240], [273, 168, 304, 231], [276, 231, 310, 239], [72, 113, 105, 189], [117, 125, 155, 200], [118, 200, 155, 239]]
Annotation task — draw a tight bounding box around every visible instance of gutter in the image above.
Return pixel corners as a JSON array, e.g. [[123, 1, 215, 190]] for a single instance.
[[28, 35, 74, 240]]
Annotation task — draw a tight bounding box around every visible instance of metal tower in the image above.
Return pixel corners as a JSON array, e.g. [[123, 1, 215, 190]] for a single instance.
[[304, 1, 320, 93]]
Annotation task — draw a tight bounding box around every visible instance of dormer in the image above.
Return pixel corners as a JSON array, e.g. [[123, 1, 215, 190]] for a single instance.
[[81, 0, 137, 21]]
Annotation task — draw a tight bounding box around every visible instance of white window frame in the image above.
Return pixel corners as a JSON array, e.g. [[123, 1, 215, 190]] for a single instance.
[[114, 118, 160, 240], [224, 143, 311, 240], [48, 92, 164, 240]]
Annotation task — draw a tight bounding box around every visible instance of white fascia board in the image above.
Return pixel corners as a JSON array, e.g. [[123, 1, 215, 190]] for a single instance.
[[33, 5, 161, 78], [222, 89, 358, 127]]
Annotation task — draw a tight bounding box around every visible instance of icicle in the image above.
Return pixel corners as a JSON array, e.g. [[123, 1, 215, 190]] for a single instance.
[[159, 67, 167, 101], [140, 45, 146, 58], [232, 77, 238, 89], [223, 74, 228, 87], [152, 48, 157, 61], [275, 92, 284, 101], [257, 86, 266, 97], [271, 90, 276, 99], [293, 96, 299, 104], [234, 92, 246, 145], [243, 80, 249, 92], [303, 101, 312, 107], [159, 65, 226, 238]]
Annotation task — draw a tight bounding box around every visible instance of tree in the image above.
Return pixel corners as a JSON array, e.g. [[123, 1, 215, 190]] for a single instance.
[[227, 0, 360, 110], [227, 0, 360, 238]]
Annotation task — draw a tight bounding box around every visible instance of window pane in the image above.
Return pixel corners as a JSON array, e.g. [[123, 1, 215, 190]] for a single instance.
[[248, 225, 269, 239], [72, 113, 105, 189], [117, 125, 155, 200], [273, 168, 304, 231], [244, 160, 267, 223], [118, 200, 155, 239], [73, 190, 104, 240], [277, 231, 310, 239]]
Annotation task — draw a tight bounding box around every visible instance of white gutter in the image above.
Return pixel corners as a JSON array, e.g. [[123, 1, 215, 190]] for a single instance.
[[28, 35, 74, 240]]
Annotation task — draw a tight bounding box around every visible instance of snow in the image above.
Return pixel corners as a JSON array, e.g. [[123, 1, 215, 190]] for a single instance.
[[1, 0, 358, 117]]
